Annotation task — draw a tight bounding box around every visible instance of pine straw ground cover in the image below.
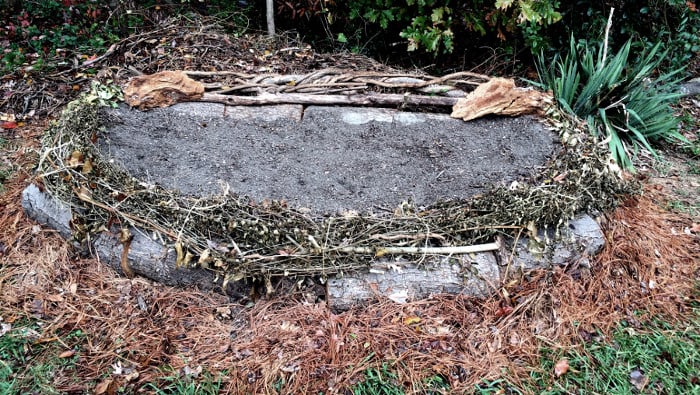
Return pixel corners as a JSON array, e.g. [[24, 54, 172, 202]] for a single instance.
[[1, 126, 698, 393]]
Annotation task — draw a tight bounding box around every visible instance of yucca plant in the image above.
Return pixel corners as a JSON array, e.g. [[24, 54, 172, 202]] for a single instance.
[[535, 36, 685, 169]]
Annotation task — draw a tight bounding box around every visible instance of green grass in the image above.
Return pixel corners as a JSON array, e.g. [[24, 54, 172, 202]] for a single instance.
[[142, 367, 224, 395], [351, 363, 405, 395], [0, 321, 83, 394], [665, 198, 700, 216], [528, 317, 700, 394]]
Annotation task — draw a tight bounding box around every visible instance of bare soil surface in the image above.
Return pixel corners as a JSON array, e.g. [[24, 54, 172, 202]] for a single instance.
[[101, 103, 557, 214]]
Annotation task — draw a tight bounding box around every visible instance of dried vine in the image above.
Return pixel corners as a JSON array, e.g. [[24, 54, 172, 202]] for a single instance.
[[186, 69, 489, 98]]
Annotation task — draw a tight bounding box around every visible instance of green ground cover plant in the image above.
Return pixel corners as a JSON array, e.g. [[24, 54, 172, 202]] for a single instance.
[[0, 1, 119, 74]]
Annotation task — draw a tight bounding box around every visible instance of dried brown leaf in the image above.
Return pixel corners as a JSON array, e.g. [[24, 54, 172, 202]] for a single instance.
[[554, 358, 569, 377]]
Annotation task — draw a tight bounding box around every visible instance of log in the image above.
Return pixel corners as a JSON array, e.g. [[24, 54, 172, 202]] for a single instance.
[[201, 92, 459, 107]]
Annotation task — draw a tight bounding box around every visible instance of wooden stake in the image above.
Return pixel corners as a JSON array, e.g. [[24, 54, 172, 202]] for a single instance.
[[266, 0, 275, 36]]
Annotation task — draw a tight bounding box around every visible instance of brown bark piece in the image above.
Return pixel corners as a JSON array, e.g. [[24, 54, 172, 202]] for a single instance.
[[124, 71, 204, 110], [450, 77, 551, 121]]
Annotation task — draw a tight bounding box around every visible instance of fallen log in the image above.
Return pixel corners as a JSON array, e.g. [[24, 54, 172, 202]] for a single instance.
[[201, 92, 459, 107]]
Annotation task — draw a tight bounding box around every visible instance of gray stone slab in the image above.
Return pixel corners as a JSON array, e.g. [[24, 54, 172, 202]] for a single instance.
[[21, 184, 73, 239], [93, 228, 218, 290], [21, 183, 606, 308], [505, 214, 605, 272], [327, 252, 499, 310], [680, 78, 700, 97], [99, 103, 558, 215], [21, 184, 220, 291]]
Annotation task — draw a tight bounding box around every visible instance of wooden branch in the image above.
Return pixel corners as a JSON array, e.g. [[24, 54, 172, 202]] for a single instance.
[[183, 71, 254, 78], [336, 241, 500, 256], [201, 92, 459, 107]]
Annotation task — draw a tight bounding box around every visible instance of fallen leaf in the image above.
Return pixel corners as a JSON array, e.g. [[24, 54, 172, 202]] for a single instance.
[[124, 370, 139, 382], [279, 321, 300, 332], [0, 112, 16, 122], [68, 150, 83, 167], [629, 369, 648, 391], [554, 358, 569, 377], [58, 350, 75, 358], [46, 294, 64, 303], [403, 316, 421, 325], [182, 365, 202, 378], [280, 364, 299, 373], [1, 121, 17, 129], [81, 158, 93, 174], [495, 305, 513, 317], [690, 223, 700, 233], [94, 379, 112, 395], [387, 290, 408, 304]]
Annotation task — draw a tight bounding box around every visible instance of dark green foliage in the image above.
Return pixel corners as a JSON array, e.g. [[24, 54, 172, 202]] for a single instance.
[[555, 1, 700, 74], [535, 36, 685, 169], [334, 0, 561, 54], [0, 1, 119, 73]]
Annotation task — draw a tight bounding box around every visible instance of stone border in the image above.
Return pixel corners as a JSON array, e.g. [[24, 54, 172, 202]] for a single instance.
[[22, 183, 604, 309]]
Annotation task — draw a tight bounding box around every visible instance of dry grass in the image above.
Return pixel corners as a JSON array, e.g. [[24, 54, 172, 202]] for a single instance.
[[2, 127, 698, 395]]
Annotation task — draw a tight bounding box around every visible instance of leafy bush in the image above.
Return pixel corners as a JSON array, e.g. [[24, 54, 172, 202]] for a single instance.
[[535, 36, 685, 169], [338, 0, 561, 54], [0, 0, 119, 73]]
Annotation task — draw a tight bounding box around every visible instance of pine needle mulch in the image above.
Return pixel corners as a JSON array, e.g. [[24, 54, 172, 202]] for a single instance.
[[1, 144, 698, 395]]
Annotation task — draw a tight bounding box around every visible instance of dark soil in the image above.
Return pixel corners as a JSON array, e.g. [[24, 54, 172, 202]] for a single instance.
[[100, 103, 558, 215]]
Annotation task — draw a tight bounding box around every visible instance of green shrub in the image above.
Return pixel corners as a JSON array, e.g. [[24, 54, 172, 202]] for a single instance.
[[0, 0, 119, 74], [535, 36, 685, 169], [338, 0, 561, 54]]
